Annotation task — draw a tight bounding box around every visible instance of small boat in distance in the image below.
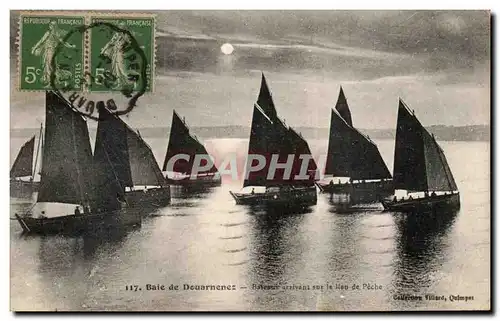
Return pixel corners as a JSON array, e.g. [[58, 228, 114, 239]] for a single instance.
[[316, 87, 393, 202], [93, 105, 171, 208], [163, 110, 221, 188], [229, 73, 318, 209], [10, 124, 42, 198], [381, 99, 460, 212], [15, 91, 141, 235]]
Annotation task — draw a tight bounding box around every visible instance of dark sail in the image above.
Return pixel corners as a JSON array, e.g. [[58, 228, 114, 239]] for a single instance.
[[325, 109, 391, 180], [93, 105, 132, 211], [10, 136, 35, 178], [94, 106, 167, 193], [37, 91, 94, 205], [393, 100, 427, 191], [435, 135, 458, 191], [335, 87, 353, 127], [288, 128, 318, 186], [127, 127, 167, 186], [393, 99, 458, 192], [243, 104, 276, 187], [257, 73, 278, 122], [244, 77, 317, 187], [162, 110, 218, 175]]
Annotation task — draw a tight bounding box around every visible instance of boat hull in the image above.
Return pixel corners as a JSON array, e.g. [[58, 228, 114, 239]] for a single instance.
[[15, 209, 141, 235], [125, 187, 171, 208], [317, 179, 394, 203], [10, 180, 39, 198], [230, 186, 317, 208], [166, 175, 221, 188], [381, 193, 460, 213]]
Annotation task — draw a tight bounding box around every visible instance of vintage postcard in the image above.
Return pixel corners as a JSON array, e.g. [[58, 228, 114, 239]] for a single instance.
[[9, 10, 490, 312]]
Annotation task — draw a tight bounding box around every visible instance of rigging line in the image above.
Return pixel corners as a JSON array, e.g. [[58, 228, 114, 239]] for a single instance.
[[36, 125, 45, 201], [23, 201, 38, 217], [32, 125, 43, 180], [254, 103, 274, 124]]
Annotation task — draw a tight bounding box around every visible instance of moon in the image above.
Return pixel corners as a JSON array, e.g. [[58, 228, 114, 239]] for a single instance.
[[220, 43, 234, 55]]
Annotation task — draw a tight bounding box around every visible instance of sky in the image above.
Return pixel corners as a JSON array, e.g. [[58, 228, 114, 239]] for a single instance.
[[10, 10, 490, 130]]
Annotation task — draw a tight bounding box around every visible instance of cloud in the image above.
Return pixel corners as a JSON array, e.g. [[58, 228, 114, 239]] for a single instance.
[[155, 11, 489, 72]]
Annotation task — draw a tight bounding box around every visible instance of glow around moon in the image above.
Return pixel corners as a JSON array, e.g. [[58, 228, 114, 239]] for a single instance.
[[220, 43, 234, 55]]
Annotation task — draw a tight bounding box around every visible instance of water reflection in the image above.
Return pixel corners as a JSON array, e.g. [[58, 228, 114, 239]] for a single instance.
[[169, 185, 217, 210], [245, 206, 310, 310], [326, 193, 384, 214], [27, 224, 139, 311], [81, 226, 139, 259], [328, 200, 381, 215], [391, 209, 459, 308], [170, 185, 217, 199], [325, 209, 364, 280], [37, 226, 137, 267]]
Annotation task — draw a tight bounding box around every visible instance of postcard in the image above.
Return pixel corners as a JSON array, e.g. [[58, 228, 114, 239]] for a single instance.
[[9, 10, 490, 312]]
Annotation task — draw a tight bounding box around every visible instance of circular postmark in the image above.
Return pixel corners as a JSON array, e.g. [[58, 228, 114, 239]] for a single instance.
[[50, 21, 151, 121]]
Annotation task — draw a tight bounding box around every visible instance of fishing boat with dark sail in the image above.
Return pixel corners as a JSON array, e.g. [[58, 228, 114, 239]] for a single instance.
[[162, 110, 221, 188], [381, 99, 460, 212], [229, 73, 318, 209], [316, 87, 393, 203], [94, 106, 171, 208], [10, 125, 42, 198], [15, 91, 141, 235]]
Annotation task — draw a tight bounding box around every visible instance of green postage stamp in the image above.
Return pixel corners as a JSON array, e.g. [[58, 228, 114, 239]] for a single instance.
[[89, 16, 155, 93], [18, 14, 85, 91], [17, 12, 155, 92]]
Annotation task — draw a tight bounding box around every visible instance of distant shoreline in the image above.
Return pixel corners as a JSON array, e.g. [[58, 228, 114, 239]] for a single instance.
[[10, 124, 490, 142]]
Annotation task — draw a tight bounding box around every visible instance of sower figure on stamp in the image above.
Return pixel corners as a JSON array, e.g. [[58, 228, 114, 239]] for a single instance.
[[31, 21, 76, 88], [99, 21, 141, 91]]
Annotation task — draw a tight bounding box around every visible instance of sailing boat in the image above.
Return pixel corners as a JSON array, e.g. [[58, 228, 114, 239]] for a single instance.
[[10, 125, 43, 198], [162, 110, 221, 187], [15, 91, 141, 234], [93, 105, 171, 208], [316, 87, 393, 202], [381, 99, 460, 212], [229, 73, 318, 208]]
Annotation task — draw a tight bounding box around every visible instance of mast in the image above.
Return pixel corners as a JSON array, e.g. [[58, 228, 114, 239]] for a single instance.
[[37, 91, 94, 205], [32, 124, 43, 180]]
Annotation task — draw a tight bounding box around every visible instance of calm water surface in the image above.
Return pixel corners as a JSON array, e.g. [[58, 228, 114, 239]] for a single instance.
[[10, 138, 490, 311]]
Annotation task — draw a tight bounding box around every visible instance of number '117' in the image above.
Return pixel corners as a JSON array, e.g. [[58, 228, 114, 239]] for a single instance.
[[125, 285, 140, 291]]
